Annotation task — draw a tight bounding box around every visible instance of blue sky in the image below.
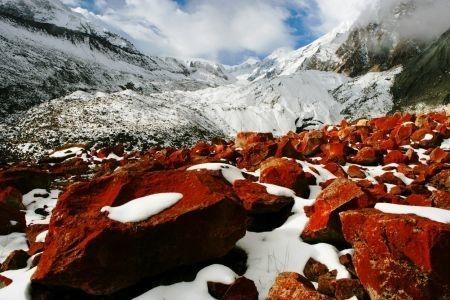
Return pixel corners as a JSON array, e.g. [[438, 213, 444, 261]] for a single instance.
[[64, 0, 354, 64]]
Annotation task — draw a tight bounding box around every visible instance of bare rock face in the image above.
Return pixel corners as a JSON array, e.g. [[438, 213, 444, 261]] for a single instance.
[[32, 169, 247, 295], [340, 209, 450, 300], [301, 178, 370, 246]]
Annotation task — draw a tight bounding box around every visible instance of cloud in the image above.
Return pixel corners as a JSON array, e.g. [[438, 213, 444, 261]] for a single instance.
[[309, 0, 450, 41], [86, 0, 303, 63]]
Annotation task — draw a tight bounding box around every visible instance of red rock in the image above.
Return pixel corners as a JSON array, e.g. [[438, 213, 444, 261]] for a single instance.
[[208, 281, 230, 299], [0, 167, 50, 194], [349, 147, 380, 166], [340, 209, 450, 300], [223, 277, 258, 300], [382, 150, 407, 165], [430, 169, 450, 192], [430, 190, 450, 209], [303, 258, 329, 282], [321, 143, 346, 164], [259, 158, 309, 197], [404, 194, 432, 206], [94, 160, 120, 178], [376, 172, 405, 186], [32, 169, 247, 295], [317, 270, 337, 297], [323, 163, 347, 178], [396, 163, 415, 178], [301, 178, 370, 246], [371, 114, 401, 131], [0, 274, 12, 288], [165, 149, 190, 169], [237, 141, 276, 171], [347, 165, 366, 179], [0, 250, 30, 272], [334, 278, 368, 300], [267, 272, 333, 300], [233, 179, 294, 231], [191, 142, 211, 157], [430, 148, 450, 163], [411, 129, 442, 148], [275, 136, 302, 159], [339, 254, 356, 277], [208, 277, 258, 300], [48, 158, 90, 177], [298, 130, 324, 156], [26, 224, 49, 256], [0, 186, 26, 235], [391, 123, 415, 145], [405, 148, 419, 163], [235, 132, 273, 148]]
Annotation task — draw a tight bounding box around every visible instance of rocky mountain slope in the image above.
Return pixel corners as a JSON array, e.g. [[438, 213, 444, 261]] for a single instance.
[[0, 112, 449, 299], [0, 0, 233, 117], [392, 28, 450, 111]]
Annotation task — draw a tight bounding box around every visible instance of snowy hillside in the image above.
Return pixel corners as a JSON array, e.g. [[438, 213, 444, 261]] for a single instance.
[[0, 0, 233, 116]]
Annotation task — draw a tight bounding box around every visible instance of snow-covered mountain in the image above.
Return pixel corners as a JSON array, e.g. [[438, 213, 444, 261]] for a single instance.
[[1, 0, 449, 161], [0, 0, 233, 116]]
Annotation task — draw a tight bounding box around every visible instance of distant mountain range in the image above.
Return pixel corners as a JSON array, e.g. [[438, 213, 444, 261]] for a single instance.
[[0, 0, 449, 161]]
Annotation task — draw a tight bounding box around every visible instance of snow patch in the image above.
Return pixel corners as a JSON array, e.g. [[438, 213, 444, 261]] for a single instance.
[[375, 203, 450, 224], [101, 193, 183, 223]]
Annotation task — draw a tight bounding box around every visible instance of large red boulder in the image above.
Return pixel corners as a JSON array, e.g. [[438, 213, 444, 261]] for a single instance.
[[340, 209, 450, 300], [0, 186, 26, 235], [259, 158, 309, 197], [32, 169, 247, 295], [0, 167, 50, 193], [267, 272, 333, 300], [233, 179, 294, 231], [301, 178, 370, 246]]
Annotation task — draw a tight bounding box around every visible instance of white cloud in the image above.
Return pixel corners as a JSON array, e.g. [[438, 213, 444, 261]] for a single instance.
[[90, 0, 301, 62]]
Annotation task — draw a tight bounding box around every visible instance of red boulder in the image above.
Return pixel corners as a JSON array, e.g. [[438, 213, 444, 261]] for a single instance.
[[301, 178, 370, 246], [32, 169, 247, 295], [259, 158, 309, 198], [340, 209, 450, 300]]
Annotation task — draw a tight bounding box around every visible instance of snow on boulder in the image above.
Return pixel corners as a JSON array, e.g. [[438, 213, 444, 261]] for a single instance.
[[340, 209, 450, 300], [301, 178, 370, 246], [259, 158, 310, 198], [101, 193, 183, 223], [232, 179, 294, 231], [31, 169, 247, 295]]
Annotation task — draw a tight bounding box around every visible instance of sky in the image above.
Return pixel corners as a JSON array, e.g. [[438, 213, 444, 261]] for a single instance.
[[59, 0, 368, 64]]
